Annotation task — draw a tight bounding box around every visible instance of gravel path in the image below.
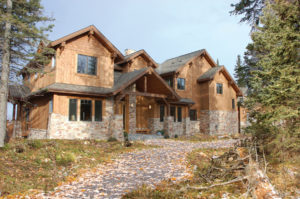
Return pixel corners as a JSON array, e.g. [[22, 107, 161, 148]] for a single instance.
[[37, 139, 237, 199]]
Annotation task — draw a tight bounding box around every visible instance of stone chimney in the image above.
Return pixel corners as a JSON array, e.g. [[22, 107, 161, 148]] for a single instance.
[[125, 49, 136, 56]]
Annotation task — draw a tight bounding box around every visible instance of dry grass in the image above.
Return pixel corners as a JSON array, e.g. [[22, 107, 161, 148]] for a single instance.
[[173, 133, 242, 142], [0, 139, 151, 197]]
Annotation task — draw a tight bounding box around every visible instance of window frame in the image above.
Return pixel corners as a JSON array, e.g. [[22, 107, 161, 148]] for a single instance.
[[170, 106, 176, 122], [160, 105, 165, 122], [69, 99, 77, 121], [80, 99, 92, 121], [77, 54, 97, 76], [189, 109, 197, 121], [165, 76, 174, 88], [232, 99, 235, 110], [94, 100, 103, 122], [177, 78, 185, 90], [177, 107, 182, 122], [216, 83, 223, 94]]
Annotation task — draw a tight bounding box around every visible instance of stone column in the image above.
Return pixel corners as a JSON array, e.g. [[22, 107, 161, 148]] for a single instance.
[[183, 117, 191, 136], [128, 94, 136, 134], [112, 114, 124, 141], [163, 116, 173, 137]]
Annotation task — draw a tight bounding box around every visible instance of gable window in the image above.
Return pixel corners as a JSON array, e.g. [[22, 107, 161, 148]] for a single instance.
[[160, 105, 165, 122], [177, 78, 185, 90], [232, 99, 235, 110], [69, 99, 77, 121], [177, 107, 182, 122], [170, 106, 176, 122], [94, 100, 103, 121], [77, 54, 97, 75], [189, 109, 197, 121], [80, 100, 92, 121], [165, 77, 173, 88], [51, 56, 56, 69], [216, 83, 223, 94]]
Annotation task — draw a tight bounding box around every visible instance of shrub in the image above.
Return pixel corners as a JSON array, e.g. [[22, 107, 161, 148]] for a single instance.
[[123, 131, 129, 142], [27, 140, 43, 149], [107, 137, 118, 142], [164, 134, 170, 139], [55, 152, 76, 166], [174, 134, 178, 138]]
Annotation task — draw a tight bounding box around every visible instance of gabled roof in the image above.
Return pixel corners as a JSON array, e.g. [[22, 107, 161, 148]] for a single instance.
[[197, 66, 243, 96], [116, 49, 159, 68], [50, 25, 124, 61], [158, 49, 216, 75]]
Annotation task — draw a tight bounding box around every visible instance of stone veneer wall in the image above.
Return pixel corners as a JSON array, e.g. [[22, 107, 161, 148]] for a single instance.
[[128, 94, 136, 134], [13, 121, 22, 138], [148, 118, 163, 134], [29, 97, 124, 141], [28, 128, 47, 139], [200, 110, 238, 135], [190, 120, 201, 135]]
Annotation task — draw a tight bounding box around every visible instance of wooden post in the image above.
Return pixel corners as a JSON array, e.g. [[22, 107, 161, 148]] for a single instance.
[[12, 104, 16, 121], [144, 76, 147, 92]]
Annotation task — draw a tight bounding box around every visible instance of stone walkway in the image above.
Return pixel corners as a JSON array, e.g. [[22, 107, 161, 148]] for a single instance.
[[36, 139, 237, 199]]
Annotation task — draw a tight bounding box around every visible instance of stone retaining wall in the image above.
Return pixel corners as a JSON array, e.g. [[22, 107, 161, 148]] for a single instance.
[[200, 110, 238, 135], [148, 118, 163, 134], [28, 128, 47, 139], [190, 120, 201, 135]]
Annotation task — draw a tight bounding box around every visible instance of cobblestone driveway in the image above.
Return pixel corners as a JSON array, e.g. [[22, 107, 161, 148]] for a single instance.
[[37, 139, 236, 199]]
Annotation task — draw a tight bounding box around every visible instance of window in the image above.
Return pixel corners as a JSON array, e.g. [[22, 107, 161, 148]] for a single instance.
[[177, 107, 182, 122], [69, 99, 77, 121], [177, 78, 185, 90], [170, 106, 176, 122], [80, 100, 92, 121], [49, 98, 53, 113], [160, 105, 165, 122], [232, 99, 235, 110], [51, 56, 56, 69], [216, 83, 223, 94], [165, 77, 173, 88], [77, 54, 97, 75], [34, 72, 38, 80], [189, 109, 197, 121], [95, 100, 103, 121], [25, 108, 30, 122]]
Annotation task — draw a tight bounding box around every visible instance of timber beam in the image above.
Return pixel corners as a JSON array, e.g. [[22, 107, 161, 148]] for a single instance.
[[124, 91, 166, 98]]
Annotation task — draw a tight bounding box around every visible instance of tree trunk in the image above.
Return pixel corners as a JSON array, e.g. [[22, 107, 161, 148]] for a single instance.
[[0, 0, 12, 147]]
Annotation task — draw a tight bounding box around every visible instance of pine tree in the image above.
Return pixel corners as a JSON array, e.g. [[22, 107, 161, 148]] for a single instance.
[[245, 0, 300, 155], [0, 0, 54, 147], [234, 55, 246, 87]]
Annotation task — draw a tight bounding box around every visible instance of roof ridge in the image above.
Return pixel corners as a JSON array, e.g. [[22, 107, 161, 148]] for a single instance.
[[162, 49, 205, 63]]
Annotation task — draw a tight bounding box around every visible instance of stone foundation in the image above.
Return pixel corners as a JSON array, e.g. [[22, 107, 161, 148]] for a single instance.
[[148, 118, 163, 134], [190, 120, 201, 135], [200, 110, 238, 135], [28, 128, 47, 139], [13, 121, 22, 138]]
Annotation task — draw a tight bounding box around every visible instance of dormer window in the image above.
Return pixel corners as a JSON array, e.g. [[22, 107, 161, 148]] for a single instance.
[[177, 78, 185, 90], [51, 56, 56, 69], [77, 54, 97, 75]]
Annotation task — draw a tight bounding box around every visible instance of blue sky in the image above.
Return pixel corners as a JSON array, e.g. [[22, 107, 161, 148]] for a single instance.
[[7, 0, 251, 120]]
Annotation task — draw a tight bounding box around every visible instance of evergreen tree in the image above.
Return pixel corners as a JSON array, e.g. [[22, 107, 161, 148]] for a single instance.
[[0, 0, 53, 147], [245, 0, 300, 156], [234, 55, 246, 87]]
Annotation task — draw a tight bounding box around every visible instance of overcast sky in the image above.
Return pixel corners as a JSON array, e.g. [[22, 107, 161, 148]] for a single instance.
[[7, 0, 251, 120]]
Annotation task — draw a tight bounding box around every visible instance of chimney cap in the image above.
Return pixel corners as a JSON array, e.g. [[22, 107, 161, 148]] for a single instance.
[[125, 49, 136, 56]]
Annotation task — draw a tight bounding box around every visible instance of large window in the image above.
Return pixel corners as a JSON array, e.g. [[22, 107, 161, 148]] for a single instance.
[[165, 77, 173, 88], [232, 99, 235, 110], [216, 83, 223, 94], [77, 54, 97, 75], [177, 107, 182, 122], [95, 100, 103, 121], [69, 99, 77, 121], [189, 109, 197, 121], [177, 78, 185, 90], [160, 105, 165, 122], [80, 100, 92, 121], [170, 106, 176, 122]]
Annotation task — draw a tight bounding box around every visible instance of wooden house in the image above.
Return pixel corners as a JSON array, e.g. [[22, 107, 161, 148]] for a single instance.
[[8, 25, 242, 140]]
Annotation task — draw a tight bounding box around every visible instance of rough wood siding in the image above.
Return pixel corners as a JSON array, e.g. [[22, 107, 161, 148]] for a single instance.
[[53, 93, 106, 118], [175, 56, 213, 116], [209, 72, 238, 111], [55, 34, 114, 88], [29, 96, 51, 129], [130, 56, 149, 72]]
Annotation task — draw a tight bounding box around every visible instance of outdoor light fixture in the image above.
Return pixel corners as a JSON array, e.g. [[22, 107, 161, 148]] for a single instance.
[[149, 105, 152, 109]]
